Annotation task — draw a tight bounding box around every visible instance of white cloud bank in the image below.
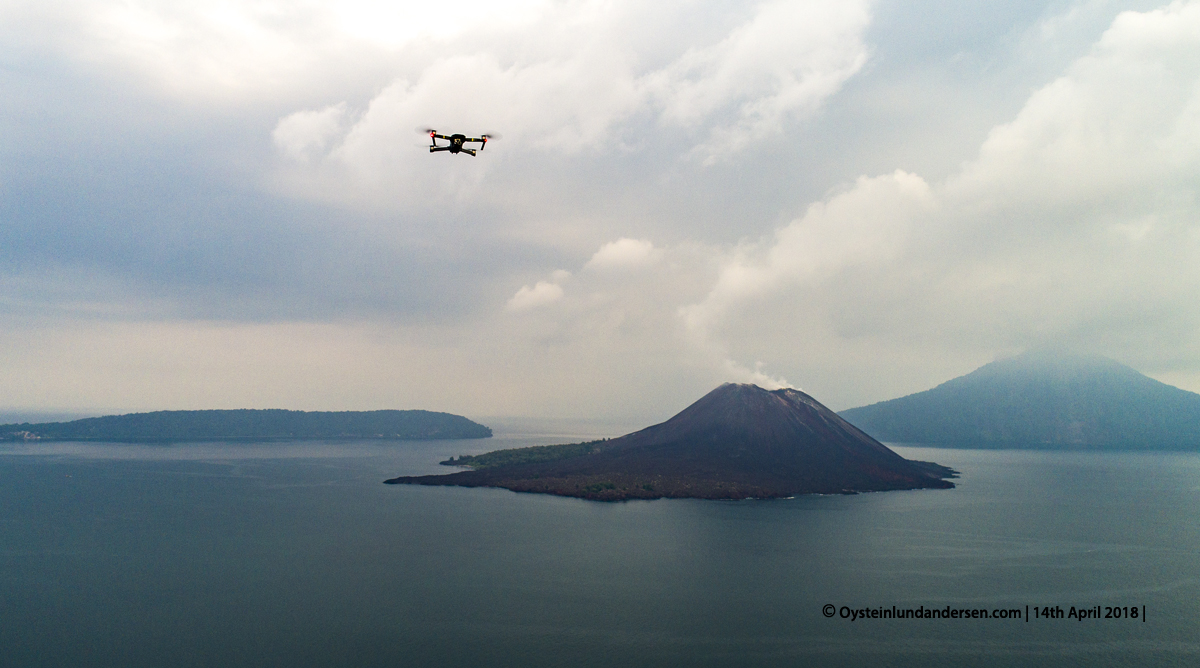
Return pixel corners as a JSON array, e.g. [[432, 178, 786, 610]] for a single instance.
[[642, 0, 869, 161], [272, 103, 350, 162], [271, 0, 872, 202], [8, 1, 1200, 418], [501, 1, 1200, 407], [4, 0, 553, 99], [693, 1, 1200, 394]]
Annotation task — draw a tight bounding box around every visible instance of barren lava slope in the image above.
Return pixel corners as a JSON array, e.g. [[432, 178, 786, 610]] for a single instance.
[[386, 384, 956, 500]]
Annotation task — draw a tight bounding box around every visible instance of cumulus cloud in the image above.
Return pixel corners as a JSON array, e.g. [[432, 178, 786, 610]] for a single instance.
[[643, 0, 870, 161], [496, 0, 1200, 403], [682, 170, 935, 336], [950, 1, 1200, 209], [11, 0, 1200, 419], [506, 280, 565, 312], [584, 238, 662, 271], [273, 103, 351, 161], [271, 0, 872, 202], [8, 0, 553, 99], [678, 1, 1200, 396]]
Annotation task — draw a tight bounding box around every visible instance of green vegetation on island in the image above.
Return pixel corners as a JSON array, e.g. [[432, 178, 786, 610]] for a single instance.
[[1, 409, 492, 443], [442, 439, 608, 469]]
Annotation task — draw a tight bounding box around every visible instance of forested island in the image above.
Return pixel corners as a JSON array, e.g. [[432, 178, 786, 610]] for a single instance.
[[840, 350, 1200, 449], [0, 409, 492, 443], [388, 383, 956, 501]]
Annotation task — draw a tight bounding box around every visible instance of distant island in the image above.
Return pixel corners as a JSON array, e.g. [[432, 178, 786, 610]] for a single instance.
[[840, 350, 1200, 450], [386, 383, 956, 501], [0, 409, 492, 443]]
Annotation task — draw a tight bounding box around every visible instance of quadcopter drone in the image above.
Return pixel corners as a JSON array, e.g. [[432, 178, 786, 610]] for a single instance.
[[422, 129, 496, 156]]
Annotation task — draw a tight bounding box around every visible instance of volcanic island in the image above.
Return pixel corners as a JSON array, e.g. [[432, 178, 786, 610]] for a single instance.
[[385, 383, 957, 500]]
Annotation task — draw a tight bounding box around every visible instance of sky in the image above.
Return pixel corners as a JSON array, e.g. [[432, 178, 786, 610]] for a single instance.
[[2, 0, 1199, 424]]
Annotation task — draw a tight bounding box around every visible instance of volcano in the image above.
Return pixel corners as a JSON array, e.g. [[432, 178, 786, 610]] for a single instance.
[[386, 383, 956, 500], [839, 350, 1200, 449]]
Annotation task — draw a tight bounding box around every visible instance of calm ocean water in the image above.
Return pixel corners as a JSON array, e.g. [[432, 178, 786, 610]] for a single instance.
[[2, 433, 1198, 667]]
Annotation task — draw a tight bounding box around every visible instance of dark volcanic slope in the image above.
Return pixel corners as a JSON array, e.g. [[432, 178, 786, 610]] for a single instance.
[[840, 350, 1200, 449], [387, 384, 955, 500], [1, 409, 492, 443]]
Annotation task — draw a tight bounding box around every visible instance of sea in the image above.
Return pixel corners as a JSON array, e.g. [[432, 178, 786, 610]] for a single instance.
[[2, 429, 1198, 667]]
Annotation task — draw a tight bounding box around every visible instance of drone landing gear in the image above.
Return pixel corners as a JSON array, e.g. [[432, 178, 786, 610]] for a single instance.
[[428, 146, 476, 156]]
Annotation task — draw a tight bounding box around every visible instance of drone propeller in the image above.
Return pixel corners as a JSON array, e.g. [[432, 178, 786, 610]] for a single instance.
[[478, 133, 499, 151]]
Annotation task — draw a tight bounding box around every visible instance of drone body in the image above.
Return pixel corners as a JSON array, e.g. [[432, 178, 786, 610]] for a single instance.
[[426, 130, 493, 156]]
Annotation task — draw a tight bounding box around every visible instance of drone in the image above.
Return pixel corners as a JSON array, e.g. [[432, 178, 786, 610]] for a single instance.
[[422, 129, 496, 156]]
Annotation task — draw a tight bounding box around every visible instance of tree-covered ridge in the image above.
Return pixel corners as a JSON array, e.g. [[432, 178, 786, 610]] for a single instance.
[[442, 439, 608, 469], [1, 409, 492, 443], [840, 351, 1200, 449]]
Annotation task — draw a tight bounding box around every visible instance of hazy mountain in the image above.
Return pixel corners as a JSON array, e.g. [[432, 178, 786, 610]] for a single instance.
[[386, 383, 955, 500], [1, 409, 492, 443], [840, 351, 1200, 449]]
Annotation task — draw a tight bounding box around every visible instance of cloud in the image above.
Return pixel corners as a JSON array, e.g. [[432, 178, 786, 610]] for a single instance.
[[949, 0, 1200, 209], [506, 280, 565, 312], [273, 103, 351, 161], [584, 238, 662, 271], [497, 235, 795, 395], [643, 0, 870, 161], [678, 1, 1200, 395], [681, 170, 934, 335], [2, 1, 555, 99], [10, 0, 1200, 419], [270, 0, 873, 203], [460, 0, 1200, 407]]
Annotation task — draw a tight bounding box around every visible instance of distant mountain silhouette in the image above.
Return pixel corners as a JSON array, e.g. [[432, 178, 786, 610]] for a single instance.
[[840, 350, 1200, 449], [1, 409, 492, 443], [386, 383, 955, 500]]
